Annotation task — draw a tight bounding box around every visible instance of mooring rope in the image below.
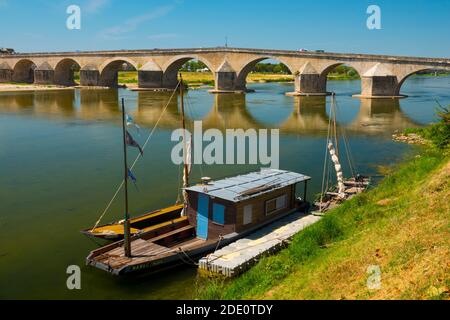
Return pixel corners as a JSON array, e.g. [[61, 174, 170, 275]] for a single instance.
[[91, 81, 182, 231]]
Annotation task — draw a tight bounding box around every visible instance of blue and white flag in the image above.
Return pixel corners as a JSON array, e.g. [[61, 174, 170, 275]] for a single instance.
[[126, 131, 144, 156], [128, 168, 137, 183], [128, 168, 139, 190], [126, 114, 141, 134]]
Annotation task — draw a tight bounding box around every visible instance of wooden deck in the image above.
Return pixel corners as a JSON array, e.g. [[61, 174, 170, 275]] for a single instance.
[[87, 224, 220, 275]]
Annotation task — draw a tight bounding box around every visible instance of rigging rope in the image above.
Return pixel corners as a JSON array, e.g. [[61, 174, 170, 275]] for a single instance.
[[320, 93, 335, 208], [334, 97, 357, 177], [91, 81, 182, 231]]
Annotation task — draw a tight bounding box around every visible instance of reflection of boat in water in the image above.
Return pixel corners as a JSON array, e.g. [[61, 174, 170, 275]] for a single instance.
[[314, 94, 370, 213]]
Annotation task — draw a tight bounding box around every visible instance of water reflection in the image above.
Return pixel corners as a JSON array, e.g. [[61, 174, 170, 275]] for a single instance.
[[281, 96, 329, 134], [349, 98, 420, 133], [0, 88, 422, 137]]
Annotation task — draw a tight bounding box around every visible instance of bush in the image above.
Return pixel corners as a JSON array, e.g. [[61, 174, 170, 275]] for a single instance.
[[424, 104, 450, 149], [404, 104, 450, 149]]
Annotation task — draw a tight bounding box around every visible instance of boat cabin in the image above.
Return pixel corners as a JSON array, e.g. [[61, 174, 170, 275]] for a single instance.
[[184, 169, 311, 240]]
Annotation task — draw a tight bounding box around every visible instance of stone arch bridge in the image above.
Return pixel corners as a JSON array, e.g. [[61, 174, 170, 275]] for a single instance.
[[0, 47, 449, 98]]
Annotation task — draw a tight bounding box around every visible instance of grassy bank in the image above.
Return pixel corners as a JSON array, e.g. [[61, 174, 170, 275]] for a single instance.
[[196, 110, 450, 300]]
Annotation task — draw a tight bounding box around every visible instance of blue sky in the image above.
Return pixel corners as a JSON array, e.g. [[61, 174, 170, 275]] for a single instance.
[[0, 0, 449, 57]]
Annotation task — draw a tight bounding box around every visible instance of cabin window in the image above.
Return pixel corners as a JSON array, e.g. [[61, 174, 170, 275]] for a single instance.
[[212, 203, 225, 225], [265, 194, 288, 216], [243, 205, 253, 225]]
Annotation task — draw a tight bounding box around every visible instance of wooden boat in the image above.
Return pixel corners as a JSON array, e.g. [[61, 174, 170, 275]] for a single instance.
[[314, 176, 371, 213], [313, 94, 371, 214], [81, 204, 183, 240], [87, 169, 311, 275]]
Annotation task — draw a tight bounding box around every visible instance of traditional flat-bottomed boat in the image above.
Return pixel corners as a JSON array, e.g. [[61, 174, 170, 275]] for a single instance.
[[86, 169, 311, 275], [81, 204, 183, 240]]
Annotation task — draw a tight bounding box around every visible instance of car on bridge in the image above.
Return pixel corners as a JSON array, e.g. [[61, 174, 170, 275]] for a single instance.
[[0, 48, 15, 55]]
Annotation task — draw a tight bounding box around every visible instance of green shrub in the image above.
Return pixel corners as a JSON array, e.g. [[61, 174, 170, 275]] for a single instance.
[[405, 104, 449, 149]]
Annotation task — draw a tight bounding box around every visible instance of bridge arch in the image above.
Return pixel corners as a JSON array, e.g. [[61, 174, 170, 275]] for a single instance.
[[318, 62, 362, 94], [162, 55, 215, 89], [12, 59, 37, 83], [236, 56, 294, 91], [99, 57, 138, 87], [54, 58, 81, 86], [396, 67, 450, 96]]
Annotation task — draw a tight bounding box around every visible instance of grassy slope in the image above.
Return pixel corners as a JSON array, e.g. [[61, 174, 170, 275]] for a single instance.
[[196, 147, 449, 300]]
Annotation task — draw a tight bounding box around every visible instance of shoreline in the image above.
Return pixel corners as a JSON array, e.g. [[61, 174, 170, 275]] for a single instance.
[[0, 84, 75, 93]]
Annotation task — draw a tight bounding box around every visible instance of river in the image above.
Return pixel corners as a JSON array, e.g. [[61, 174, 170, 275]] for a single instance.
[[0, 76, 449, 299]]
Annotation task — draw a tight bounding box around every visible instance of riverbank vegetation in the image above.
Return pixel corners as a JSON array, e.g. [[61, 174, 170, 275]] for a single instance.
[[195, 107, 450, 300]]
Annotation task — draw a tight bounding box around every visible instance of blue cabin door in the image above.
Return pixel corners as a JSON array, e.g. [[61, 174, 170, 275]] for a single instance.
[[197, 194, 209, 239]]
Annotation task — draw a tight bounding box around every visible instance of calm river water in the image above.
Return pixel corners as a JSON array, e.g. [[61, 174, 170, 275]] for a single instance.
[[0, 76, 449, 299]]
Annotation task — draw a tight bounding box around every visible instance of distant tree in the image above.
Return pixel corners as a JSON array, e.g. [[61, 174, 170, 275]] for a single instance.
[[181, 60, 209, 72], [253, 63, 291, 74]]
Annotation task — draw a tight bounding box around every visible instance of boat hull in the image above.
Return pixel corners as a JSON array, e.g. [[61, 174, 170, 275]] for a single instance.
[[81, 204, 184, 241], [86, 207, 305, 276]]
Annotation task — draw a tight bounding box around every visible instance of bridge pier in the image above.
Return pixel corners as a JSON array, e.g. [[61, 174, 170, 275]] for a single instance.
[[79, 66, 100, 86], [286, 63, 329, 96], [209, 61, 240, 93], [138, 61, 163, 89], [353, 63, 405, 99], [355, 75, 403, 98], [34, 62, 55, 85], [0, 63, 13, 83]]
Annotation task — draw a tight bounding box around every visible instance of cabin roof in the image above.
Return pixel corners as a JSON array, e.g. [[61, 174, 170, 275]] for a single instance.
[[185, 169, 310, 203]]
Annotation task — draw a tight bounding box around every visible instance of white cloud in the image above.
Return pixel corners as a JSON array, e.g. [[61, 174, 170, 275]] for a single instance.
[[99, 5, 175, 39]]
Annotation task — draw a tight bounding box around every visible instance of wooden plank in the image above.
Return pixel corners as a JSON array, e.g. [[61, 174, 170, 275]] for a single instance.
[[147, 225, 194, 243]]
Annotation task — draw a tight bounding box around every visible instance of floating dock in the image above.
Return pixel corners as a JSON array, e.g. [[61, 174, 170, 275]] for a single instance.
[[198, 212, 321, 277]]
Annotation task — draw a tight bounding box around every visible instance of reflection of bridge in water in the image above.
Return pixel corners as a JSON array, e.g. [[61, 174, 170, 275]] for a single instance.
[[0, 89, 420, 136]]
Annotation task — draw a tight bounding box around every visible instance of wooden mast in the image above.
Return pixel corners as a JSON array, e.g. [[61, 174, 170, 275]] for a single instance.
[[121, 98, 132, 258], [179, 74, 190, 212], [332, 93, 339, 157]]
